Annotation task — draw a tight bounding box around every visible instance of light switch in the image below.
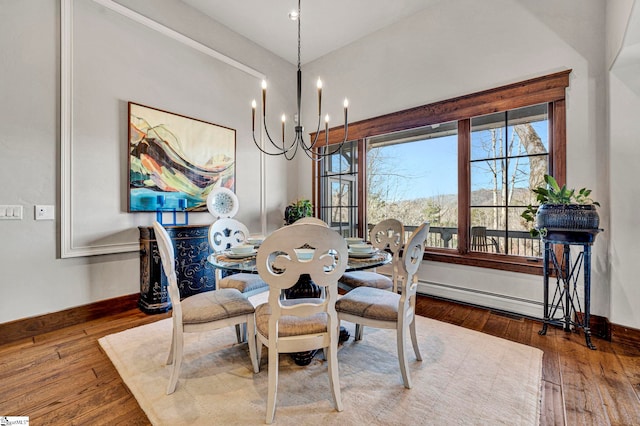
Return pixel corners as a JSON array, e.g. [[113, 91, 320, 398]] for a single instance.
[[0, 205, 23, 220], [12, 205, 23, 219]]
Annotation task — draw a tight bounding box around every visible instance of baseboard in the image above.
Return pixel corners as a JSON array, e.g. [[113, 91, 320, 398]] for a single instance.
[[576, 312, 612, 341], [418, 281, 640, 346], [417, 280, 543, 318], [0, 293, 140, 346], [610, 323, 640, 348]]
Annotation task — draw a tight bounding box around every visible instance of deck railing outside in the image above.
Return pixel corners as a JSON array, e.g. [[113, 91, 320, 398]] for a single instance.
[[366, 224, 542, 258]]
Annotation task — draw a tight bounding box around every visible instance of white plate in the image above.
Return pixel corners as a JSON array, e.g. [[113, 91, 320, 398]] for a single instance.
[[225, 250, 257, 259], [206, 187, 239, 218], [348, 250, 376, 259]]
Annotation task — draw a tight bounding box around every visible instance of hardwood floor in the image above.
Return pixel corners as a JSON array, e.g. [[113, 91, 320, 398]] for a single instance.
[[1, 295, 639, 425]]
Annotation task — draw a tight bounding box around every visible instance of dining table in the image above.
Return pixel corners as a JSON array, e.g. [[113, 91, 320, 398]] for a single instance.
[[208, 245, 392, 365], [208, 248, 392, 276]]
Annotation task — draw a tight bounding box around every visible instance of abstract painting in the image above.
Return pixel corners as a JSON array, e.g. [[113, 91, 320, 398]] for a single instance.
[[128, 102, 235, 212]]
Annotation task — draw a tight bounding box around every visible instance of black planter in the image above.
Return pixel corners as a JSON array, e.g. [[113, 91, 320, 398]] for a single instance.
[[284, 206, 299, 225], [535, 204, 599, 231]]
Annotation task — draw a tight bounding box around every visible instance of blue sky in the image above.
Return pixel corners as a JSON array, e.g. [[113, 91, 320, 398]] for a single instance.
[[372, 135, 458, 201], [371, 120, 548, 202]]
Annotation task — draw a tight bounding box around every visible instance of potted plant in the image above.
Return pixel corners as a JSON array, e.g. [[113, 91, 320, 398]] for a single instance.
[[284, 199, 313, 225], [521, 174, 600, 237]]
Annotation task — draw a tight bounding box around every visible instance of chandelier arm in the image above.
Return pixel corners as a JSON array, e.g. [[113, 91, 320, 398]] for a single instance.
[[284, 132, 301, 160], [302, 123, 350, 160], [262, 117, 299, 153], [298, 115, 323, 151], [252, 131, 291, 156]]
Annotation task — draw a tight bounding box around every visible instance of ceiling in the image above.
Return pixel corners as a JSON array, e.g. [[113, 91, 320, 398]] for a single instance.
[[182, 0, 438, 65]]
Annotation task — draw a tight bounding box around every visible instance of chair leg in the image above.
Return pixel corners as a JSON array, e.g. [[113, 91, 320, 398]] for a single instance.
[[409, 314, 422, 361], [266, 347, 279, 424], [256, 339, 264, 368], [235, 323, 247, 343], [166, 329, 184, 395], [246, 317, 259, 373], [166, 328, 176, 365], [355, 323, 364, 340], [327, 337, 343, 412], [397, 322, 412, 389]]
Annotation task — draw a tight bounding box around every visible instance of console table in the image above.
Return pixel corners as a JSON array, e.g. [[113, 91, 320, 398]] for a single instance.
[[538, 228, 601, 350], [138, 224, 215, 314]]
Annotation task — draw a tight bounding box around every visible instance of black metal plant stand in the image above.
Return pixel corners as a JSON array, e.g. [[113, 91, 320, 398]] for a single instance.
[[538, 228, 601, 350]]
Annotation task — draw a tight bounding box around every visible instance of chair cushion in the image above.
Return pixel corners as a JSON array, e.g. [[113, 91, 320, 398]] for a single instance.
[[181, 288, 254, 324], [339, 271, 393, 290], [219, 273, 268, 294], [255, 298, 328, 337], [335, 287, 400, 322]]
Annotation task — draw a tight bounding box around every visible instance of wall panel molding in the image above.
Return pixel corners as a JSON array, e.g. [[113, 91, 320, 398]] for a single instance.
[[60, 0, 266, 257]]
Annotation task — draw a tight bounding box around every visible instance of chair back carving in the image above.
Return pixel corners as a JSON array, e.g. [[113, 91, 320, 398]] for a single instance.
[[257, 224, 348, 300], [394, 221, 430, 296], [369, 219, 404, 254], [209, 218, 250, 252]]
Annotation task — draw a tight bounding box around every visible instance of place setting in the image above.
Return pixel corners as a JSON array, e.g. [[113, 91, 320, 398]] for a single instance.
[[221, 243, 258, 260], [346, 238, 379, 260]]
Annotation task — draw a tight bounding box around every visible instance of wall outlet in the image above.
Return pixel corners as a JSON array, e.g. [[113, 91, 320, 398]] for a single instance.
[[35, 205, 55, 220]]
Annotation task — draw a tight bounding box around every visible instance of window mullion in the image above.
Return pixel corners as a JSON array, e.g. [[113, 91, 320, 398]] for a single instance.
[[458, 119, 471, 254], [357, 139, 366, 238]]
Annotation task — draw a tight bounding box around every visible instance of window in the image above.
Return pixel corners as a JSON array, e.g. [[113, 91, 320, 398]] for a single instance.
[[313, 71, 570, 274], [318, 140, 358, 237], [366, 122, 458, 249], [470, 104, 548, 257]]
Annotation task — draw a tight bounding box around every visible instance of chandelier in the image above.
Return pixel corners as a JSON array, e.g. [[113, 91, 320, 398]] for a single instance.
[[251, 0, 349, 160]]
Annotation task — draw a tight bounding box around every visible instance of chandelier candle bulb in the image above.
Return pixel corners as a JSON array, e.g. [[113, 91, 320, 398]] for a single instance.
[[251, 100, 256, 131], [344, 98, 349, 125], [281, 114, 286, 143], [261, 80, 267, 117], [317, 78, 322, 115], [325, 114, 329, 143]]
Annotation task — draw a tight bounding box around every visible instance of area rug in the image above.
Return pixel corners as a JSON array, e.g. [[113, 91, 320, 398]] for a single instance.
[[99, 293, 542, 425]]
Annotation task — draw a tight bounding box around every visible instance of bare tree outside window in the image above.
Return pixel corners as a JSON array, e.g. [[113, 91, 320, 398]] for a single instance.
[[470, 104, 549, 256], [366, 123, 458, 248]]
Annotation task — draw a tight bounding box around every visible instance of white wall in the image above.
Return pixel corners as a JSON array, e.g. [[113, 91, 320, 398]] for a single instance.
[[608, 0, 640, 328], [300, 0, 611, 321], [0, 0, 295, 324], [608, 74, 640, 328]]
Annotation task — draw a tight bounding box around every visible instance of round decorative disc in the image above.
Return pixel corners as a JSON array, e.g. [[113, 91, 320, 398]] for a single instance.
[[206, 187, 239, 218]]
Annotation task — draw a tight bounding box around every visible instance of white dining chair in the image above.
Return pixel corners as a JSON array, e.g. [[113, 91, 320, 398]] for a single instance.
[[153, 221, 259, 394], [209, 217, 268, 343], [339, 218, 404, 292], [208, 218, 269, 297], [335, 221, 430, 389], [254, 223, 348, 424]]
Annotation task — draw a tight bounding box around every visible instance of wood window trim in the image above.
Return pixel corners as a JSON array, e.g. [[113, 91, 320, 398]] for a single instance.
[[313, 70, 570, 275]]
